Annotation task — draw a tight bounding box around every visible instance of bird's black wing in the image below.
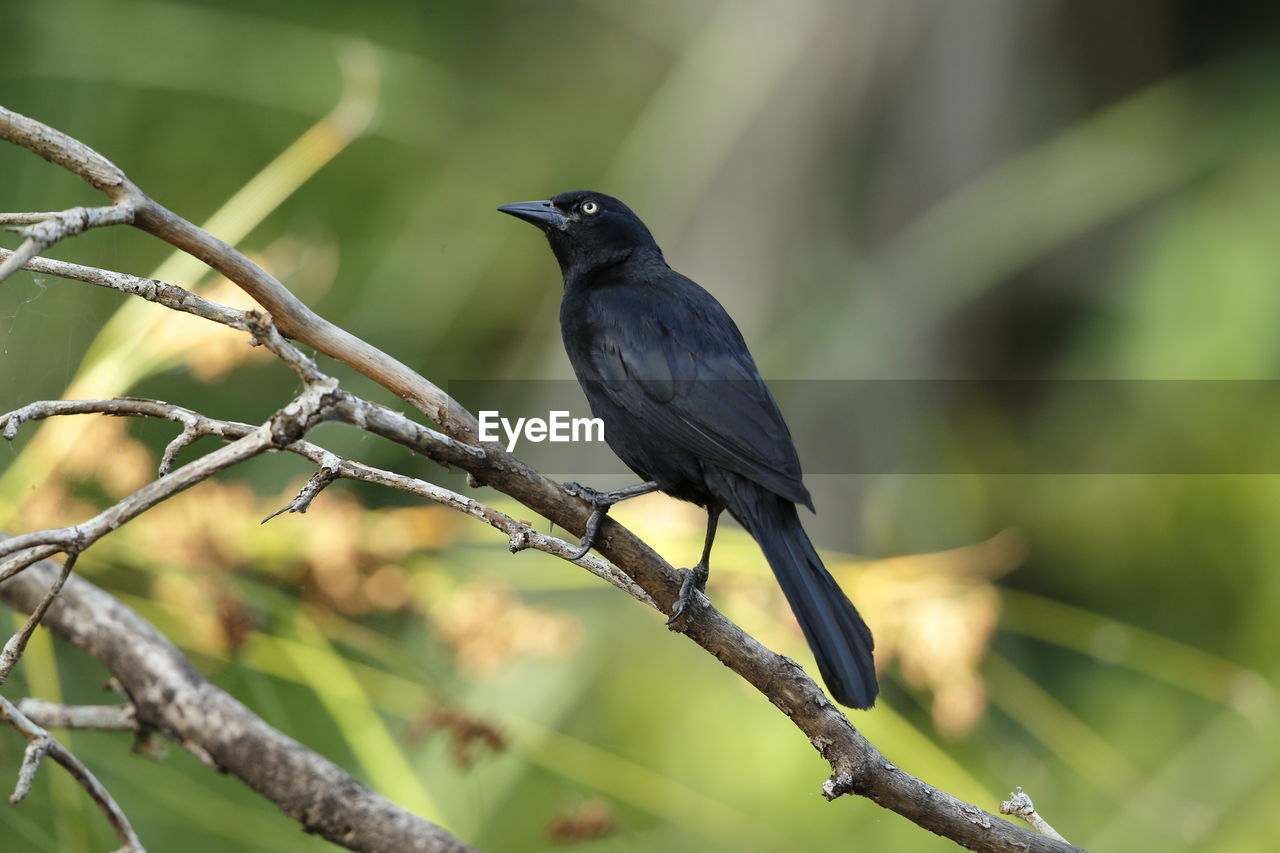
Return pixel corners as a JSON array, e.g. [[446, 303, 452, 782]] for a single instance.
[[582, 272, 812, 508]]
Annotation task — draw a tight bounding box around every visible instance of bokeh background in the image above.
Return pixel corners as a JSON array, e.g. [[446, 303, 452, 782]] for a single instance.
[[3, 1, 1280, 850]]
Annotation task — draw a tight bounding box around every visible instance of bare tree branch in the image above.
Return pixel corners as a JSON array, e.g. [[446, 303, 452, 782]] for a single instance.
[[0, 694, 145, 852], [0, 553, 477, 853], [0, 205, 135, 282], [0, 383, 338, 574], [0, 105, 1089, 852], [3, 396, 656, 608], [0, 552, 78, 685], [0, 212, 70, 225], [16, 699, 138, 732], [262, 460, 342, 521], [1001, 787, 1069, 843], [0, 544, 61, 587], [0, 248, 250, 328], [1, 104, 463, 432], [0, 248, 485, 469], [0, 109, 129, 195]]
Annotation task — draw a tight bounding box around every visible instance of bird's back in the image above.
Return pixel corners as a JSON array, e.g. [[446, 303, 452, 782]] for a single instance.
[[561, 255, 811, 510]]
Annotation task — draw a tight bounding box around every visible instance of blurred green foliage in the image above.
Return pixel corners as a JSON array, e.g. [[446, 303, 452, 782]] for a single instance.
[[3, 1, 1280, 851]]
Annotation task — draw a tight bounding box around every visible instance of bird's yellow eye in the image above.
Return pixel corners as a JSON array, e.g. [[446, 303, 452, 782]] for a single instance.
[[581, 201, 599, 215]]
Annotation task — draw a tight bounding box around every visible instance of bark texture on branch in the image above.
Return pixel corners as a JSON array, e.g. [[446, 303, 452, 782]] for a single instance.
[[0, 551, 477, 853]]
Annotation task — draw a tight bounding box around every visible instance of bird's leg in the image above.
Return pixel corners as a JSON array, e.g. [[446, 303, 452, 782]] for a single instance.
[[667, 507, 720, 625], [562, 480, 659, 559]]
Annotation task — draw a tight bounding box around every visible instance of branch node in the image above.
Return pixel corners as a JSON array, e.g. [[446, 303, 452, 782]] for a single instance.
[[1000, 786, 1069, 842], [822, 769, 856, 801], [1, 408, 25, 439], [508, 526, 533, 553], [262, 460, 342, 523], [159, 420, 201, 476], [242, 311, 327, 386]]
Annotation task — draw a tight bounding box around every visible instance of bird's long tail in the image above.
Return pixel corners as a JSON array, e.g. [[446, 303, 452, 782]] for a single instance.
[[725, 484, 878, 709]]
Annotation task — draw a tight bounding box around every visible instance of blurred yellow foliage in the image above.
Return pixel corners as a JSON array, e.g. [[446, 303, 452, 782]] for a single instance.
[[428, 578, 582, 677], [837, 530, 1028, 737]]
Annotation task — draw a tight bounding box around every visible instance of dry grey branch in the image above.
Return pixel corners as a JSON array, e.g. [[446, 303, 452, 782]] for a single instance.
[[1, 103, 463, 431], [0, 107, 129, 194], [0, 205, 134, 283], [0, 553, 476, 853], [0, 385, 337, 572], [262, 460, 341, 521], [0, 249, 485, 467], [0, 544, 61, 586], [5, 396, 656, 608], [16, 699, 138, 732], [159, 418, 206, 476], [2, 397, 250, 443], [0, 552, 78, 685], [0, 694, 145, 852], [0, 104, 1089, 853], [18, 695, 166, 761], [0, 247, 250, 329], [0, 212, 67, 225]]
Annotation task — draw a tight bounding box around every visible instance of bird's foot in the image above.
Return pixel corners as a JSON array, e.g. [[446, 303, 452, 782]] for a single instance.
[[665, 563, 709, 626], [566, 509, 604, 560], [562, 481, 660, 560], [562, 481, 606, 506], [562, 482, 609, 559]]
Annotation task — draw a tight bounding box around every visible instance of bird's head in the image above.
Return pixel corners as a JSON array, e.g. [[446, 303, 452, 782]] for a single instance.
[[498, 190, 660, 277]]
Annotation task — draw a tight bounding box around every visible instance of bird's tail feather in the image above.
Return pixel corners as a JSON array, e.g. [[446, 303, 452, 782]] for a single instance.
[[728, 486, 877, 709]]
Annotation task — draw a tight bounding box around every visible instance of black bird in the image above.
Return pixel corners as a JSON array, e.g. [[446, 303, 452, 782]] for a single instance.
[[498, 191, 877, 709]]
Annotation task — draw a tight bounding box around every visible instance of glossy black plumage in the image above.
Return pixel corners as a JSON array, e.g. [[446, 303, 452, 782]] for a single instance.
[[499, 190, 878, 709]]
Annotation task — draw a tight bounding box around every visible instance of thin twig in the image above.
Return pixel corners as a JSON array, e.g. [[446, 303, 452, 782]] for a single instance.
[[0, 552, 78, 685], [262, 460, 341, 522], [0, 544, 61, 585], [0, 695, 146, 851], [2, 398, 252, 443], [0, 248, 250, 329], [4, 396, 657, 609], [0, 384, 338, 572], [0, 205, 134, 283], [159, 419, 204, 477], [16, 699, 139, 732], [0, 212, 63, 225], [1001, 787, 1069, 843]]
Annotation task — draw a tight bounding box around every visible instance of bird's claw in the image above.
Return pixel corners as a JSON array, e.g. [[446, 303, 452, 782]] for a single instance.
[[562, 480, 659, 560], [566, 520, 598, 560], [562, 482, 612, 559], [666, 563, 709, 626], [566, 502, 607, 560], [562, 481, 606, 507]]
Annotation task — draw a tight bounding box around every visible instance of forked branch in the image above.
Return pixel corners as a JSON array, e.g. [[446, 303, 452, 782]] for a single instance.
[[0, 694, 145, 852]]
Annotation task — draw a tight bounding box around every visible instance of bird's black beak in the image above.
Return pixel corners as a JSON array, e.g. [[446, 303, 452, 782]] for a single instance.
[[497, 199, 569, 230]]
